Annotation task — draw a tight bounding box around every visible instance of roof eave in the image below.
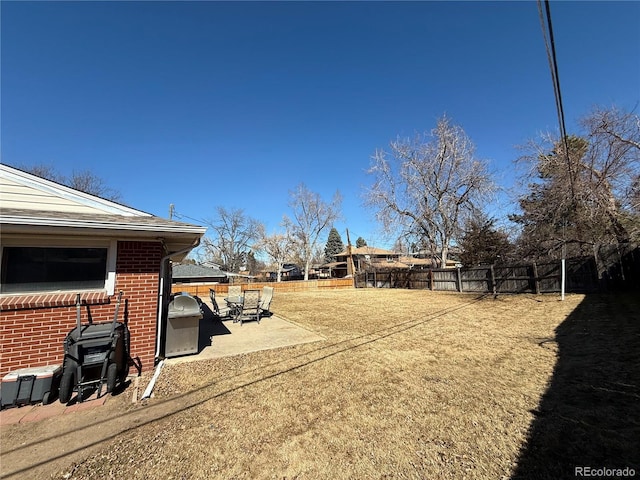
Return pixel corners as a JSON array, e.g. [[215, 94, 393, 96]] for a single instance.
[[1, 216, 206, 236]]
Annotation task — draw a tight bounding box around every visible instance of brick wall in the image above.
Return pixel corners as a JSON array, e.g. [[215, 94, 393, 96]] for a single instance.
[[114, 241, 163, 375], [0, 240, 163, 378]]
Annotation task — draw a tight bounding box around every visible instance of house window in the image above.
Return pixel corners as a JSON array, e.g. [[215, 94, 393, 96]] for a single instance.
[[1, 246, 109, 294]]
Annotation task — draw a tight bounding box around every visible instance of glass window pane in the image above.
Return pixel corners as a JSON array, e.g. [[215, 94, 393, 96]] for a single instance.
[[1, 247, 108, 293]]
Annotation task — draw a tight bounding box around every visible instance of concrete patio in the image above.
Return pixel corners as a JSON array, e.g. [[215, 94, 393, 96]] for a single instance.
[[165, 297, 325, 365]]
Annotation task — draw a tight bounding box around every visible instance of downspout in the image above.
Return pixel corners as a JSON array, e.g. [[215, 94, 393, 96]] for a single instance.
[[141, 359, 164, 401], [143, 237, 200, 401], [154, 237, 201, 360]]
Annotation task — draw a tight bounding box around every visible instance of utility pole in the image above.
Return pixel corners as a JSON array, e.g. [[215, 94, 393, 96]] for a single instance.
[[169, 204, 174, 220], [561, 218, 566, 301], [346, 228, 355, 278]]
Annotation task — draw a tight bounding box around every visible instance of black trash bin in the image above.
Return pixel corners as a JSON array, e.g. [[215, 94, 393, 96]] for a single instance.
[[165, 294, 203, 358]]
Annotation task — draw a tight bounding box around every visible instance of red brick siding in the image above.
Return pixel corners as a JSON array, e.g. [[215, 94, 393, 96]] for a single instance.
[[114, 241, 163, 376], [0, 240, 163, 378]]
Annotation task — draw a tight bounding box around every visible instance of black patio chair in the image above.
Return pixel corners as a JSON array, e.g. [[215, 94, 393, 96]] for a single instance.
[[209, 289, 232, 319]]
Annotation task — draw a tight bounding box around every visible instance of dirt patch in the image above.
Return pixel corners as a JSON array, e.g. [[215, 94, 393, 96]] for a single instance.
[[1, 289, 637, 479]]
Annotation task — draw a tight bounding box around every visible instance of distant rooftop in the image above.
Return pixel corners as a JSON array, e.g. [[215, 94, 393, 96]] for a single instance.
[[172, 263, 227, 280], [335, 246, 397, 257]]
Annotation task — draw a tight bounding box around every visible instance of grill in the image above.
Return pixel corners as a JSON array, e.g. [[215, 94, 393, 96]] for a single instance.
[[165, 293, 203, 358]]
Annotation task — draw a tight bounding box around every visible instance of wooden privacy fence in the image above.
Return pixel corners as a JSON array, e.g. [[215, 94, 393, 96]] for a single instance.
[[354, 258, 600, 294], [172, 278, 354, 297]]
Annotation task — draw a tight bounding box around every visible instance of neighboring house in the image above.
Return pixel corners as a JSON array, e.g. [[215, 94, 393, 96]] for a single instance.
[[407, 248, 462, 268], [306, 264, 327, 279], [320, 246, 443, 278], [319, 260, 348, 278], [327, 246, 401, 277], [397, 255, 438, 269], [251, 264, 304, 282], [282, 264, 302, 279], [266, 263, 302, 281], [172, 263, 228, 284], [0, 165, 206, 378]]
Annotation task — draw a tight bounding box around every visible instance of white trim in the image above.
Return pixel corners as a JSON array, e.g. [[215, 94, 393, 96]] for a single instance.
[[105, 240, 117, 295], [1, 214, 206, 234]]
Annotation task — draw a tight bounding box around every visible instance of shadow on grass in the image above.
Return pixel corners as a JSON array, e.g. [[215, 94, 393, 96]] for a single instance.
[[512, 293, 640, 479]]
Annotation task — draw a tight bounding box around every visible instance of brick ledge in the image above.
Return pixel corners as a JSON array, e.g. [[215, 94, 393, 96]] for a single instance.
[[0, 292, 111, 311]]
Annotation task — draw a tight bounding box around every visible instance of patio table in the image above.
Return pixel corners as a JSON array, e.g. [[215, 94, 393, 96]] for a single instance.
[[224, 295, 243, 321]]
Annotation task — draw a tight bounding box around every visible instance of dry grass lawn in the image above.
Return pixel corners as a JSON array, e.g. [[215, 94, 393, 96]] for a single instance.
[[2, 288, 638, 479]]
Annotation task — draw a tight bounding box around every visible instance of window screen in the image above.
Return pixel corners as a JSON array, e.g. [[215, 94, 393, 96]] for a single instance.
[[1, 247, 108, 293]]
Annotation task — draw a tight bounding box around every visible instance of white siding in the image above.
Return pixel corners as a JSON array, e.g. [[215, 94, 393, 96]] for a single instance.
[[0, 177, 111, 214]]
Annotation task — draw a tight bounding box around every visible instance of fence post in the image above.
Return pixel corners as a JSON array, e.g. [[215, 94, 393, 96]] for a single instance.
[[429, 270, 434, 290], [561, 259, 565, 300], [532, 262, 540, 294], [456, 267, 463, 292], [490, 265, 496, 295]]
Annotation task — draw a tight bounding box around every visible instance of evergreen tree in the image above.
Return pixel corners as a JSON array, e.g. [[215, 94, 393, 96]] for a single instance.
[[356, 237, 367, 248], [511, 135, 633, 260], [324, 227, 345, 262], [246, 251, 258, 275], [459, 217, 512, 266], [511, 107, 640, 261]]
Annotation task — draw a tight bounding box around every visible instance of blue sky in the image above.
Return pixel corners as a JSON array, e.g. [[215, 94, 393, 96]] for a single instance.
[[2, 1, 639, 251]]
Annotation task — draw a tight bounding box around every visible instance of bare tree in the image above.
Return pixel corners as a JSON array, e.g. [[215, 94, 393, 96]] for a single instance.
[[68, 169, 122, 201], [18, 164, 64, 183], [364, 115, 495, 266], [257, 227, 295, 282], [16, 163, 122, 202], [631, 176, 640, 215], [202, 207, 264, 273], [581, 106, 640, 222], [585, 105, 640, 152], [286, 184, 342, 280]]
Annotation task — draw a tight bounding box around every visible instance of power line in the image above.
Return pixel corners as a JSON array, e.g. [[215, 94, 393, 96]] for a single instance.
[[171, 209, 210, 227], [537, 0, 576, 200]]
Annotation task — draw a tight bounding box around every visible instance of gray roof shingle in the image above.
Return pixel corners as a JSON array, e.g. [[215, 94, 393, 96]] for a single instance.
[[172, 264, 227, 280]]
